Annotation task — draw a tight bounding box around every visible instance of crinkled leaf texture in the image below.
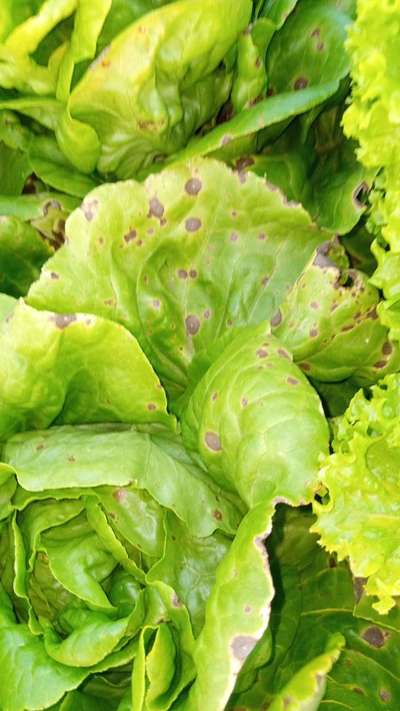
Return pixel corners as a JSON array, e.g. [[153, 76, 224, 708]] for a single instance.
[[343, 0, 400, 343], [28, 158, 328, 400], [181, 321, 329, 508], [313, 374, 400, 614], [273, 239, 400, 384], [66, 0, 252, 177]]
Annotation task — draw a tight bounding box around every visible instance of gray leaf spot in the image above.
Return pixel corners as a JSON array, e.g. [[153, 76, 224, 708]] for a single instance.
[[185, 217, 202, 232], [231, 636, 257, 661], [51, 314, 77, 329], [82, 198, 99, 222], [185, 314, 200, 335], [185, 178, 202, 195], [148, 197, 165, 219], [205, 432, 222, 452]]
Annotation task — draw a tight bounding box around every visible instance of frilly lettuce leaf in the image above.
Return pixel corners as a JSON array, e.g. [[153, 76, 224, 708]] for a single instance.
[[0, 300, 173, 441], [343, 0, 400, 344], [65, 0, 251, 177], [273, 239, 400, 384], [182, 322, 329, 508], [27, 158, 328, 400], [313, 374, 400, 614]]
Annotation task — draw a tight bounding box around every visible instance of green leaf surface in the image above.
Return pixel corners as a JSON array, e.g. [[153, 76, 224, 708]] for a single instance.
[[0, 301, 172, 441], [28, 158, 328, 399], [4, 425, 240, 537], [66, 0, 251, 177], [0, 216, 53, 297], [186, 503, 274, 711], [273, 240, 400, 384], [266, 0, 353, 95], [182, 322, 328, 507]]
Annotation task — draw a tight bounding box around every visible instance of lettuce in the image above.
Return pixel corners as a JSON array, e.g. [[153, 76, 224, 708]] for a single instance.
[[0, 1, 399, 709]]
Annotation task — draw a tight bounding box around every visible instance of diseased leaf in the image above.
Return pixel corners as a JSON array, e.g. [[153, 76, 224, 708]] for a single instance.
[[182, 322, 329, 507], [28, 159, 328, 399], [0, 301, 172, 441]]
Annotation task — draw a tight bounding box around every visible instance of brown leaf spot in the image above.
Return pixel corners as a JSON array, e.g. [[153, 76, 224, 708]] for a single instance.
[[283, 698, 293, 709], [241, 397, 248, 407], [51, 314, 77, 330], [147, 403, 156, 411], [311, 27, 320, 37], [178, 269, 188, 279], [310, 301, 319, 310], [113, 489, 127, 503], [185, 217, 202, 232], [148, 197, 164, 219], [257, 348, 268, 358], [36, 443, 45, 451], [278, 348, 290, 359], [380, 689, 392, 703], [230, 232, 239, 242], [189, 269, 198, 278], [368, 307, 378, 320], [205, 432, 222, 451], [244, 605, 252, 614], [124, 229, 137, 243], [261, 276, 269, 287], [374, 360, 387, 369], [43, 199, 62, 216], [212, 392, 218, 401], [310, 328, 318, 337], [213, 510, 223, 520], [82, 198, 99, 221], [353, 576, 367, 603], [185, 178, 202, 195], [50, 272, 59, 280], [362, 626, 389, 648], [221, 135, 232, 146], [185, 314, 200, 336], [294, 77, 309, 90], [352, 687, 365, 696], [271, 310, 282, 327], [68, 456, 76, 463], [204, 309, 211, 320], [258, 233, 266, 241], [317, 41, 325, 51], [382, 342, 393, 355], [231, 635, 257, 661], [301, 362, 311, 371], [235, 157, 254, 171], [287, 377, 299, 386], [172, 593, 182, 608], [153, 299, 161, 309]]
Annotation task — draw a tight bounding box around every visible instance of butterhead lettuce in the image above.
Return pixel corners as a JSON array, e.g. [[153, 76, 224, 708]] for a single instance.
[[0, 1, 399, 709]]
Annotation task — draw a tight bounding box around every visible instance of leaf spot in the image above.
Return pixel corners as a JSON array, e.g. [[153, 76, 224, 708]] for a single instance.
[[185, 217, 202, 232], [231, 635, 257, 661], [185, 178, 202, 195], [185, 315, 200, 335], [362, 626, 389, 648], [205, 432, 222, 451]]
